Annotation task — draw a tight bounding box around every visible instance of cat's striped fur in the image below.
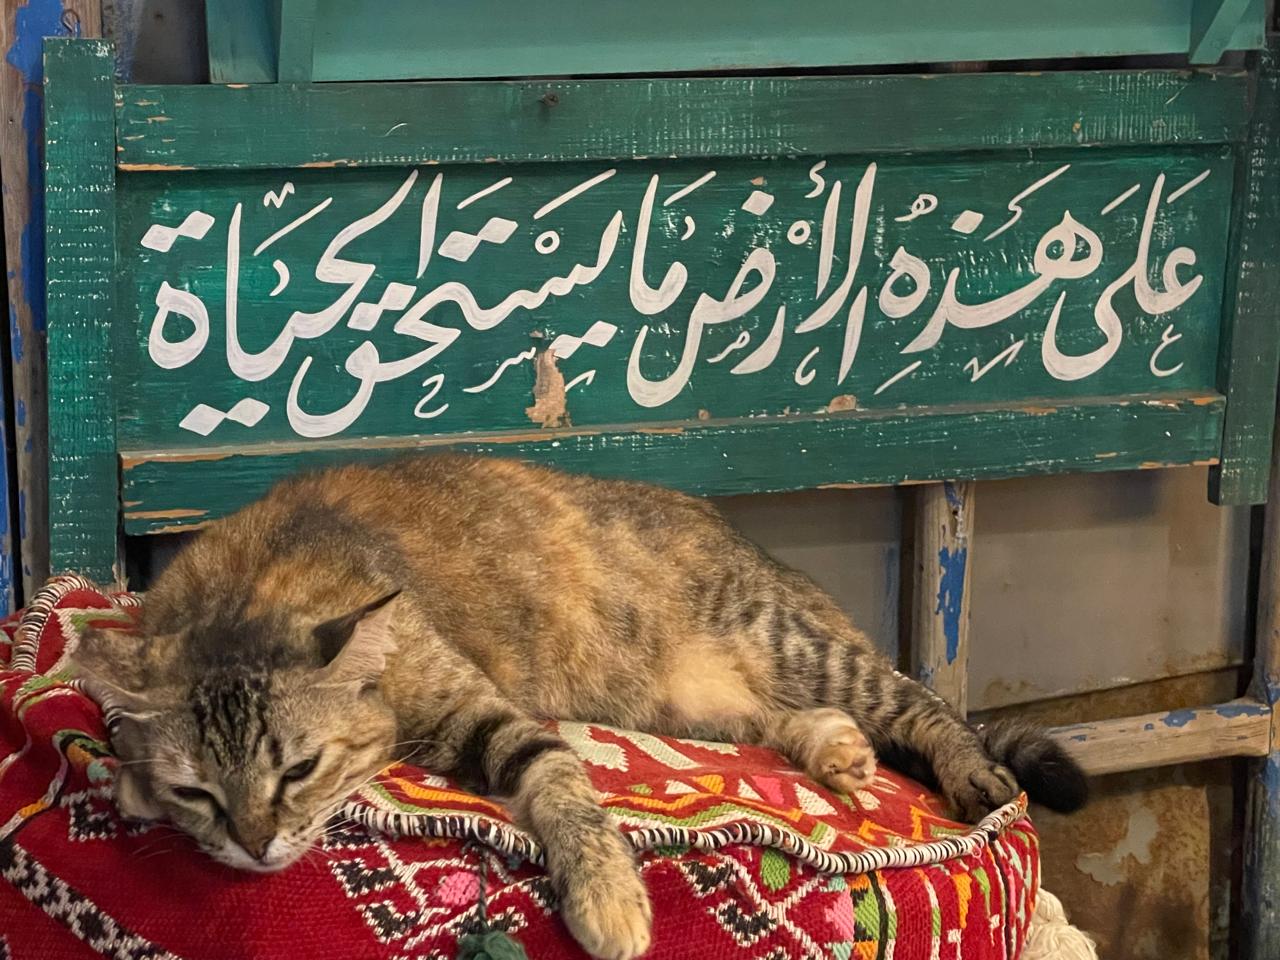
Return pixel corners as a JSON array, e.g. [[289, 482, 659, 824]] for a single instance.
[[74, 454, 1086, 960]]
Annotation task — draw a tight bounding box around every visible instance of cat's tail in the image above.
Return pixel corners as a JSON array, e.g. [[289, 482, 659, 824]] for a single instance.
[[978, 718, 1088, 814]]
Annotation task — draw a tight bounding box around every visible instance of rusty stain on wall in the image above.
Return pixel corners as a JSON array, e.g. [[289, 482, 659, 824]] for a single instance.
[[981, 670, 1239, 960], [1074, 795, 1158, 884]]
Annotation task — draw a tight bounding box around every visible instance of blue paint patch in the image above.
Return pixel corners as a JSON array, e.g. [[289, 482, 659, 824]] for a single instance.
[[935, 546, 967, 664], [881, 543, 899, 657], [1162, 709, 1196, 728], [1216, 702, 1271, 719], [5, 0, 72, 340], [23, 437, 31, 454], [1263, 754, 1280, 818], [1267, 680, 1280, 706], [1070, 734, 1087, 743], [1144, 723, 1155, 731], [8, 305, 21, 364], [943, 480, 963, 512], [16, 399, 25, 427]]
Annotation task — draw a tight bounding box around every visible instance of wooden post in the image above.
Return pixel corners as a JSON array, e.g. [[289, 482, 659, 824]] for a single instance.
[[1242, 421, 1280, 958], [43, 38, 120, 585], [1210, 38, 1280, 506], [912, 481, 974, 715], [0, 0, 101, 601]]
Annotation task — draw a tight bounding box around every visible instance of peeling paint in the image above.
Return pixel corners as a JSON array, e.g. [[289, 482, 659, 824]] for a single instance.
[[1215, 702, 1271, 719], [525, 349, 569, 428], [123, 508, 208, 521], [1162, 708, 1196, 728], [1075, 799, 1158, 886], [826, 394, 857, 413], [936, 545, 968, 665], [116, 163, 197, 172]]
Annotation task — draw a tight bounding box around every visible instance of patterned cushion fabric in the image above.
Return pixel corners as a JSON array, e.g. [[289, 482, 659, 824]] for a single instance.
[[0, 577, 1041, 960]]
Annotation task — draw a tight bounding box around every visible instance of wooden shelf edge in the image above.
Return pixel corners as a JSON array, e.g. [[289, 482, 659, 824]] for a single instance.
[[1050, 697, 1271, 776]]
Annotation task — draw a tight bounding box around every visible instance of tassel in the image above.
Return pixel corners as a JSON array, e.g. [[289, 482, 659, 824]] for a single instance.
[[456, 930, 528, 960], [1021, 888, 1098, 960], [455, 844, 529, 960]]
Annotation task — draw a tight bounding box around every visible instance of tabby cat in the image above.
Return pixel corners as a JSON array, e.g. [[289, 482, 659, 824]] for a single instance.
[[74, 455, 1086, 960]]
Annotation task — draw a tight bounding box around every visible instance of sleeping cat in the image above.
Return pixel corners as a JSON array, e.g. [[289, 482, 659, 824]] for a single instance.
[[73, 454, 1086, 960]]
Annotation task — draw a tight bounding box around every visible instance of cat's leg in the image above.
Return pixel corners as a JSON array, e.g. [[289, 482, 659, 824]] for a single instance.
[[423, 694, 650, 960], [760, 707, 878, 795], [844, 668, 1018, 821], [749, 603, 1018, 820]]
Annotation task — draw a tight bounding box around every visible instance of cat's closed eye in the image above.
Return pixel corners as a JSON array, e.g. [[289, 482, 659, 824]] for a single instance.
[[171, 785, 224, 816], [281, 755, 319, 784]]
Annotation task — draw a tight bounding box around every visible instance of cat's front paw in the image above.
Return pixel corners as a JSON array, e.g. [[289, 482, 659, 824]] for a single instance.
[[941, 760, 1019, 822], [558, 851, 652, 960], [809, 722, 877, 795]]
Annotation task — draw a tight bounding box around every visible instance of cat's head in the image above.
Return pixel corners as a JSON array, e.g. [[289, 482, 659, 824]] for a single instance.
[[72, 593, 401, 873]]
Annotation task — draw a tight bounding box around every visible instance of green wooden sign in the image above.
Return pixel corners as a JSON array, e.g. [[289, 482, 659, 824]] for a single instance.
[[121, 151, 1232, 445], [42, 40, 1280, 579]]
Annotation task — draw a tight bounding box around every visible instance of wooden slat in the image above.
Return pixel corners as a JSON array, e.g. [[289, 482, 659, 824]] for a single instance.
[[1210, 41, 1280, 505], [275, 0, 316, 82], [44, 39, 120, 584], [235, 0, 1269, 83], [205, 0, 277, 83], [114, 68, 1251, 171], [118, 394, 1225, 536], [1190, 0, 1256, 63], [912, 481, 973, 714], [0, 0, 101, 601], [1051, 699, 1272, 777]]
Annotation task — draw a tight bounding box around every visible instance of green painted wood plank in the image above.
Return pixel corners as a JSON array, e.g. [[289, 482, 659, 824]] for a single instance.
[[114, 69, 1251, 172], [44, 39, 120, 583], [1190, 0, 1256, 64], [279, 0, 1267, 83], [1210, 41, 1280, 506], [205, 0, 277, 84], [276, 0, 316, 83], [119, 393, 1224, 534]]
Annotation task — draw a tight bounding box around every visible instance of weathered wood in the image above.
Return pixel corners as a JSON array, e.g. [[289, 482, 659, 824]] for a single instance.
[[207, 0, 1267, 83], [1050, 698, 1272, 777], [0, 0, 101, 601], [205, 0, 276, 83], [913, 481, 973, 714], [114, 68, 1251, 171], [1210, 41, 1280, 505], [44, 39, 119, 584], [1190, 0, 1257, 63], [1241, 403, 1280, 957], [117, 395, 1225, 537], [275, 0, 316, 83]]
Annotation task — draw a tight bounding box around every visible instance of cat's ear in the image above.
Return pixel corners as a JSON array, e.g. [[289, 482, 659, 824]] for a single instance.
[[70, 627, 164, 721], [315, 591, 401, 687], [77, 670, 161, 722]]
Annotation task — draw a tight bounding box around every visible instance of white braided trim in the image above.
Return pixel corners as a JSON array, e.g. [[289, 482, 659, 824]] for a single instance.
[[11, 575, 101, 672], [341, 791, 1028, 874]]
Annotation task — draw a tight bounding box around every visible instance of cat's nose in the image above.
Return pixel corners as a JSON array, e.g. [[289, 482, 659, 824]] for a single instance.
[[230, 823, 276, 861], [244, 835, 274, 861]]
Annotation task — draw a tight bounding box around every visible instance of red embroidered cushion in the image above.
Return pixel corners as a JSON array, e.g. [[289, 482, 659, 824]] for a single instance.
[[0, 576, 1040, 959]]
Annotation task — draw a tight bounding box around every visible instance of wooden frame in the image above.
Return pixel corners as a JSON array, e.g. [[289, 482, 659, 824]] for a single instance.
[[43, 37, 1280, 954], [204, 0, 1268, 84]]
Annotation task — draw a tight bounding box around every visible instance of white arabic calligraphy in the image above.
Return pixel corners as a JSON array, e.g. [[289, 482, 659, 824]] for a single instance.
[[142, 159, 1212, 440]]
